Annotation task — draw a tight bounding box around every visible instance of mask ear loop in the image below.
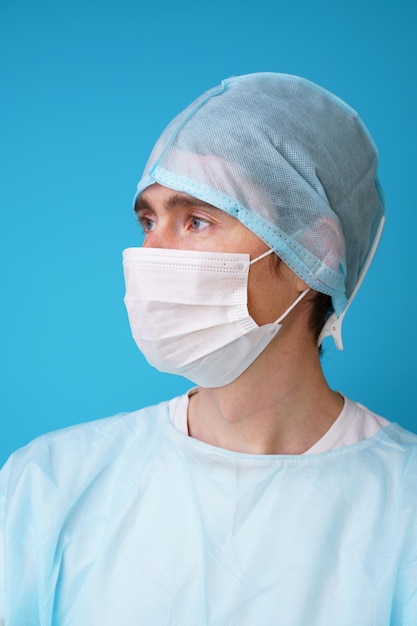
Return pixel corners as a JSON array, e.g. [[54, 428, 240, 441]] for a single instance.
[[249, 248, 275, 265], [250, 249, 310, 325], [275, 288, 310, 324], [318, 215, 386, 350]]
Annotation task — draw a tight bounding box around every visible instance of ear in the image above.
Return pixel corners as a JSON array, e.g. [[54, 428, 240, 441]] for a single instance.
[[295, 275, 310, 294], [276, 260, 310, 295]]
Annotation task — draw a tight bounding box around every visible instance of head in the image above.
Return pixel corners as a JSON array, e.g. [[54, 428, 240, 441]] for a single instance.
[[134, 73, 385, 349]]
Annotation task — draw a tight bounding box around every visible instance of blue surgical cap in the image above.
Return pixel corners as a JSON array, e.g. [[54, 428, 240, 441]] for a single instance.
[[134, 73, 385, 346]]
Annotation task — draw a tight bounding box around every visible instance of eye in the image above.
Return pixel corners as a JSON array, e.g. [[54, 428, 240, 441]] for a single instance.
[[137, 214, 156, 233], [189, 216, 210, 231]]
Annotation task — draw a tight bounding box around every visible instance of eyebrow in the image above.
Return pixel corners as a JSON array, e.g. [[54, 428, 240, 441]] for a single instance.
[[134, 192, 219, 215]]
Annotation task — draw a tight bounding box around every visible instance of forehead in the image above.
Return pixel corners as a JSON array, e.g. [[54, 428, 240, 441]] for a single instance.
[[135, 183, 226, 218]]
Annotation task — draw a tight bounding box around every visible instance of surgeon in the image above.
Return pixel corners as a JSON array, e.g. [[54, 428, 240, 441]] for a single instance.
[[1, 73, 417, 625]]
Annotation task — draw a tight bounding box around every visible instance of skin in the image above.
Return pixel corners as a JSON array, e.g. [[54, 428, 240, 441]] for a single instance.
[[136, 183, 344, 455]]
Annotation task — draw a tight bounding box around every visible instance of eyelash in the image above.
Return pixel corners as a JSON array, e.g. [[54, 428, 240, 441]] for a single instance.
[[137, 215, 156, 232], [136, 214, 210, 233], [189, 216, 209, 231]]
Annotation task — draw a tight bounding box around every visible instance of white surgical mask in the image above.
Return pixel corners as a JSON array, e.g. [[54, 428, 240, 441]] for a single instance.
[[123, 247, 309, 388]]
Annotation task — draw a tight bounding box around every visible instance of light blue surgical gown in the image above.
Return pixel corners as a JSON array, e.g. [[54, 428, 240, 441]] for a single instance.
[[1, 397, 417, 625]]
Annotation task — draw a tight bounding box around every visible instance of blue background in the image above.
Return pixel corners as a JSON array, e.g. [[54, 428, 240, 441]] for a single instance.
[[1, 0, 416, 466]]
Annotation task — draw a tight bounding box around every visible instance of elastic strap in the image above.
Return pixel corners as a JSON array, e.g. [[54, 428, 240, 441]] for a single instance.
[[275, 288, 310, 324], [249, 248, 275, 265], [318, 215, 386, 350]]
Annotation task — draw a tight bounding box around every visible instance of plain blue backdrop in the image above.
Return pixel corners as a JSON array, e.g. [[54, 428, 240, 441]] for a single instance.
[[1, 0, 416, 466]]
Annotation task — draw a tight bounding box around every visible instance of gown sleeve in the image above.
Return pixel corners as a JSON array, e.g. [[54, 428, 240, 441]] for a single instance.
[[0, 453, 42, 626], [0, 460, 9, 626]]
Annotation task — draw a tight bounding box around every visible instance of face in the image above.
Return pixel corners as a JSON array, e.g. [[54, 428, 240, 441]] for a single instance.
[[135, 183, 303, 326]]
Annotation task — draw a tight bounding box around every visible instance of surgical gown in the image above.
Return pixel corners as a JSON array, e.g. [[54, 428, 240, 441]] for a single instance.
[[1, 396, 417, 625]]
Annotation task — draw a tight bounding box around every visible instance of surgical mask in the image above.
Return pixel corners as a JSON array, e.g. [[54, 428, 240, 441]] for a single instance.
[[123, 247, 309, 388]]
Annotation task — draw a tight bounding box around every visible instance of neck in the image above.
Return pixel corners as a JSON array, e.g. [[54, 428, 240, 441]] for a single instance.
[[187, 332, 343, 455]]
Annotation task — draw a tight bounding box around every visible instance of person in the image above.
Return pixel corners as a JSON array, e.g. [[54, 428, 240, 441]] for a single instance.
[[1, 72, 416, 625]]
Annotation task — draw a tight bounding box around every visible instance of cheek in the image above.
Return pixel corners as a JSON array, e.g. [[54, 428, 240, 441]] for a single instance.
[[247, 265, 282, 325]]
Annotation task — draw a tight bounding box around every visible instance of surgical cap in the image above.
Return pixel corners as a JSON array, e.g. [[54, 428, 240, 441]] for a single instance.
[[134, 73, 385, 346]]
